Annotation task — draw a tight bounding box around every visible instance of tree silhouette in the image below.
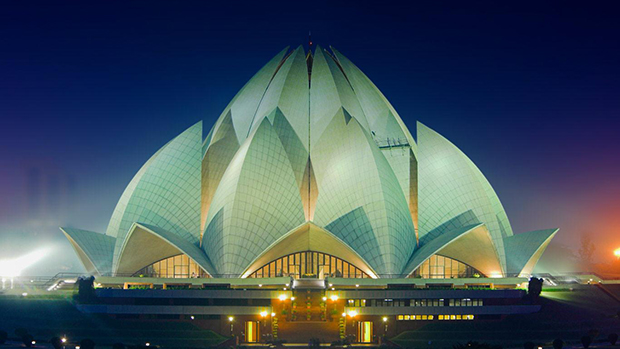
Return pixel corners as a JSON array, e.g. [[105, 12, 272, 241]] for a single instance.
[[578, 233, 595, 270]]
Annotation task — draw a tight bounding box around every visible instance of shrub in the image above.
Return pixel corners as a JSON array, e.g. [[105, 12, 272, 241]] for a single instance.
[[581, 335, 592, 349], [553, 339, 564, 349], [609, 333, 618, 346], [22, 334, 34, 347], [50, 336, 62, 349], [80, 338, 96, 349]]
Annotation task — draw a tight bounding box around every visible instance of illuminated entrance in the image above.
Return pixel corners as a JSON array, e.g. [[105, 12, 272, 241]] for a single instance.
[[248, 251, 370, 279], [357, 321, 373, 343], [245, 321, 259, 343]]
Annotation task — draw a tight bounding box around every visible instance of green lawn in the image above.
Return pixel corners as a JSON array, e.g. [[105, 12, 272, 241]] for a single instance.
[[0, 295, 228, 348], [391, 285, 620, 348]]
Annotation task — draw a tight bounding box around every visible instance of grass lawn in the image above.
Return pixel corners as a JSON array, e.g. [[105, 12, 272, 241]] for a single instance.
[[390, 285, 620, 348], [0, 295, 228, 348]]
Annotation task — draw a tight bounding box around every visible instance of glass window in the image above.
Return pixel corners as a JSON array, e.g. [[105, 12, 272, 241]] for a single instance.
[[248, 251, 370, 279]]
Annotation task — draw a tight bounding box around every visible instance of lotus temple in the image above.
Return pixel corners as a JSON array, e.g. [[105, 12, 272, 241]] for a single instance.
[[58, 45, 559, 343]]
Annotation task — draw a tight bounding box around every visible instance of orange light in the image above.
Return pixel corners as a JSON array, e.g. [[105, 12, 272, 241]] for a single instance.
[[614, 248, 620, 258]]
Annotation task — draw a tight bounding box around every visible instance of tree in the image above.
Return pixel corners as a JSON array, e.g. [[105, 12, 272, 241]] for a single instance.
[[578, 233, 595, 270], [77, 276, 97, 303], [581, 335, 592, 349], [552, 339, 564, 349], [528, 278, 544, 301], [608, 333, 618, 346]]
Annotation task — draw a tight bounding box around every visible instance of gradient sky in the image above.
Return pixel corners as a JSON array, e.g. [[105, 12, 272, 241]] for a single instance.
[[1, 2, 619, 275]]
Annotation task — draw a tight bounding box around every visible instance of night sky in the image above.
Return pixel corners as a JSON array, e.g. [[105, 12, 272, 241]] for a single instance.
[[1, 1, 619, 275]]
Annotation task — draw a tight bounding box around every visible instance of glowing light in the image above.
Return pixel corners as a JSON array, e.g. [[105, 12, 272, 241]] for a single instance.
[[355, 284, 359, 288], [614, 248, 620, 258], [348, 310, 358, 317], [61, 338, 67, 343], [278, 294, 287, 301], [329, 283, 333, 287], [31, 341, 36, 345], [145, 343, 150, 347], [258, 284, 262, 287], [22, 293, 28, 297], [0, 248, 49, 277], [382, 317, 388, 322], [260, 311, 268, 317], [76, 346, 80, 349], [190, 315, 195, 320], [228, 316, 234, 322], [330, 295, 338, 301], [271, 312, 276, 317], [489, 272, 503, 278], [342, 312, 347, 317], [291, 297, 296, 301], [322, 296, 327, 301]]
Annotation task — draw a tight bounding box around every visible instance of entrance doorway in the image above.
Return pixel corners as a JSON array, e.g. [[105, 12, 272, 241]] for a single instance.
[[357, 321, 373, 343], [245, 321, 259, 343]]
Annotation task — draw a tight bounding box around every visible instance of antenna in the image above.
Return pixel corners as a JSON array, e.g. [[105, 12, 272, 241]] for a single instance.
[[308, 31, 312, 49]]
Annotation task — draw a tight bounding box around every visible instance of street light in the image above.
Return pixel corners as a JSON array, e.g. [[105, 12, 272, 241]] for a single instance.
[[614, 248, 620, 259], [228, 316, 234, 335], [383, 316, 388, 333]]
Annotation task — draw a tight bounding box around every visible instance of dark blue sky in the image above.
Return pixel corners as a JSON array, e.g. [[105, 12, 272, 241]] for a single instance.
[[1, 1, 619, 274]]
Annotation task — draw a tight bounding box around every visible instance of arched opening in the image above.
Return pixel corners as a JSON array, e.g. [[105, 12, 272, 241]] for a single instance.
[[409, 255, 483, 279], [248, 251, 371, 279], [133, 254, 210, 278]]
